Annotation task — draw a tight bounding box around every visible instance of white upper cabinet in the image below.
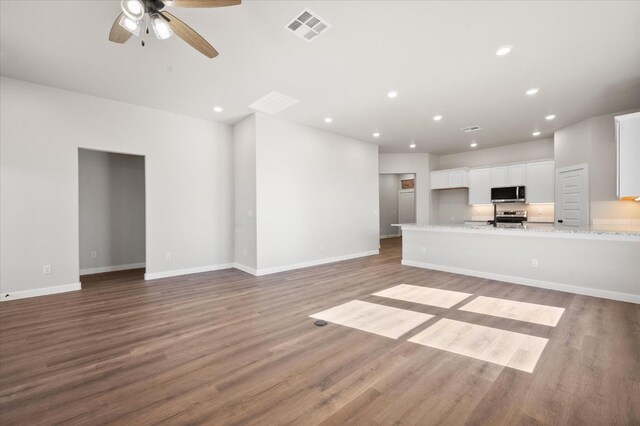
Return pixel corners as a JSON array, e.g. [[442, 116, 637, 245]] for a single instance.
[[448, 169, 468, 188], [491, 166, 508, 187], [468, 168, 492, 205], [616, 112, 640, 199], [430, 170, 449, 189], [507, 164, 526, 186], [491, 164, 525, 187], [467, 161, 554, 205], [526, 161, 554, 203], [430, 168, 469, 189]]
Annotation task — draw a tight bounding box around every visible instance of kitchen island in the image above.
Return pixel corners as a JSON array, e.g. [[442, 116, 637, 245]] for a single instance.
[[396, 223, 640, 303]]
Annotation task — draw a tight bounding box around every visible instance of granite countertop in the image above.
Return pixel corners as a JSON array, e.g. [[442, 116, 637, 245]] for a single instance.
[[393, 222, 640, 239]]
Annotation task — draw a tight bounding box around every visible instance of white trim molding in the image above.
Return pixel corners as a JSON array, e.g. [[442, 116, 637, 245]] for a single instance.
[[402, 260, 640, 304], [1, 283, 82, 302], [80, 263, 146, 275], [380, 234, 401, 240], [254, 250, 379, 276], [233, 263, 258, 276], [144, 263, 234, 280]]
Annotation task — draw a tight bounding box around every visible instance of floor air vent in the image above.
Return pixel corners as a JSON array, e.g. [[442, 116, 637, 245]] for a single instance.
[[286, 9, 331, 42]]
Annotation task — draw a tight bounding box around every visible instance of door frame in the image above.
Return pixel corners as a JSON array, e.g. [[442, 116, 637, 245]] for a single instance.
[[77, 147, 147, 283], [555, 163, 589, 226], [378, 172, 417, 241]]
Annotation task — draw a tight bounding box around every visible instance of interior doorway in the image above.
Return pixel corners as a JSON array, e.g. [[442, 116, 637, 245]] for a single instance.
[[379, 173, 416, 238], [555, 164, 589, 227], [78, 148, 146, 283]]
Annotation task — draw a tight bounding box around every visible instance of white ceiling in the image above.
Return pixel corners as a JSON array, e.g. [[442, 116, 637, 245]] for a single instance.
[[1, 1, 639, 154]]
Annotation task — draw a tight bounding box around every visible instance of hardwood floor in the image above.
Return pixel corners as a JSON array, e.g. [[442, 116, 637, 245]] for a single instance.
[[1, 238, 639, 425]]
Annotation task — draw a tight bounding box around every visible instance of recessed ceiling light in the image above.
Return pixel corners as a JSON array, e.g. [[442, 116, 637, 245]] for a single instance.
[[532, 131, 541, 136], [324, 117, 333, 123], [372, 132, 380, 138], [387, 91, 399, 98], [409, 143, 416, 149], [545, 114, 556, 120], [526, 88, 539, 95], [433, 115, 443, 121], [495, 45, 513, 56], [213, 106, 223, 113], [470, 142, 478, 148]]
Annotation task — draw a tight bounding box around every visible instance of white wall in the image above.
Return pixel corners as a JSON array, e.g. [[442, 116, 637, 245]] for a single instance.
[[379, 174, 400, 237], [0, 77, 234, 297], [254, 113, 379, 274], [233, 115, 257, 273], [379, 153, 437, 224], [437, 138, 554, 170], [555, 109, 640, 223], [79, 149, 145, 274]]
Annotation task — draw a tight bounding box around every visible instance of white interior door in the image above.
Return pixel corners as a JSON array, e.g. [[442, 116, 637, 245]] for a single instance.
[[556, 164, 589, 227], [398, 191, 416, 223]]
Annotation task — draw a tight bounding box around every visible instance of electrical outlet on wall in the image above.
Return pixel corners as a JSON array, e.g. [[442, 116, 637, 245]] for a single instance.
[[165, 252, 172, 261], [319, 244, 324, 251], [421, 247, 427, 253], [531, 258, 539, 268], [91, 251, 97, 259], [42, 264, 52, 274]]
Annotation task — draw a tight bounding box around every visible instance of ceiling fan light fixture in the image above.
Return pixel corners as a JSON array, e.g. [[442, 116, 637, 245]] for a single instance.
[[121, 0, 145, 21], [151, 14, 174, 40], [118, 14, 141, 36]]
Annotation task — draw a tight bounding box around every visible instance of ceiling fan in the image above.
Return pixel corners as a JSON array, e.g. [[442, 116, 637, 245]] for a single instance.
[[109, 0, 240, 58]]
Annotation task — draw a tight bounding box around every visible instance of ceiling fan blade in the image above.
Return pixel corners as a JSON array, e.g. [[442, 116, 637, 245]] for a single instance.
[[109, 13, 133, 44], [165, 0, 240, 8], [161, 12, 219, 58]]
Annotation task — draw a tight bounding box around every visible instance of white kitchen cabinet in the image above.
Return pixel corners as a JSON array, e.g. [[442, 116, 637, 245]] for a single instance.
[[526, 161, 554, 203], [468, 168, 492, 205], [430, 168, 469, 189], [448, 169, 468, 187], [491, 166, 508, 187], [491, 164, 526, 187], [507, 164, 526, 186], [616, 112, 640, 199], [430, 170, 449, 189]]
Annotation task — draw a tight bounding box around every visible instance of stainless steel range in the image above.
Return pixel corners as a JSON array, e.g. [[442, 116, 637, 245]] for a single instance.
[[495, 210, 527, 224]]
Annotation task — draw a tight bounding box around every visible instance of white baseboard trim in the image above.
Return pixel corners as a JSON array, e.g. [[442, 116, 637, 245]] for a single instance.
[[380, 234, 401, 240], [1, 283, 82, 302], [401, 259, 640, 304], [144, 263, 234, 280], [255, 250, 380, 276], [80, 263, 146, 275], [233, 263, 258, 276]]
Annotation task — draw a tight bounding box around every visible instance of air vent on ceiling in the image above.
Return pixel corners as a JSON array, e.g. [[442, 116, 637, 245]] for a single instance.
[[286, 8, 331, 42], [249, 91, 300, 115], [460, 125, 482, 133]]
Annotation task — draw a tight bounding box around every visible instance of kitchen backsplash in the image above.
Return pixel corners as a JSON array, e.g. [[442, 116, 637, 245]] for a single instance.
[[436, 188, 555, 224]]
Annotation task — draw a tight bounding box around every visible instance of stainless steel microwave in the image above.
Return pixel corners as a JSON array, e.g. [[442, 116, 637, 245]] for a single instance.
[[491, 186, 525, 203]]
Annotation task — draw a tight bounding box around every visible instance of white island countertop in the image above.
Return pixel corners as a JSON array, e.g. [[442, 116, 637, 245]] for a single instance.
[[393, 222, 640, 241]]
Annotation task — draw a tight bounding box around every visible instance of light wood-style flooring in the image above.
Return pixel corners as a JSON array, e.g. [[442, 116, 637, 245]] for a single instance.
[[1, 238, 639, 425]]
